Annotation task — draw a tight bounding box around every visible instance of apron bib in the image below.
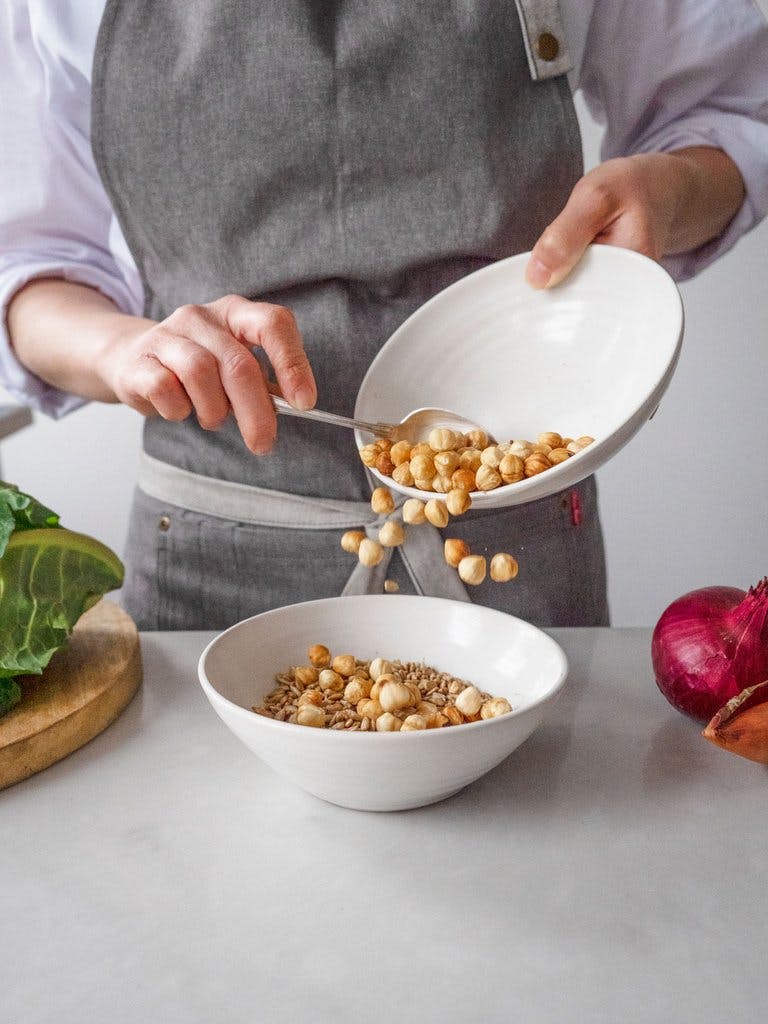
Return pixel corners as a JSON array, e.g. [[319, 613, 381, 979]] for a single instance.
[[91, 0, 609, 628]]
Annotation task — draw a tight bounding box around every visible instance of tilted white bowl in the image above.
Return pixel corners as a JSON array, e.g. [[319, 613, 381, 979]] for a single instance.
[[198, 595, 567, 812], [355, 244, 684, 508]]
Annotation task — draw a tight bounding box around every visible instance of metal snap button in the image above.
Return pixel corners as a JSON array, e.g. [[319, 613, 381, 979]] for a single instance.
[[158, 515, 171, 532], [536, 32, 560, 62]]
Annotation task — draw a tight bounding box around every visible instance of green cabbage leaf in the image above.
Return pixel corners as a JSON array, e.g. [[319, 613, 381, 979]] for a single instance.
[[0, 484, 124, 716]]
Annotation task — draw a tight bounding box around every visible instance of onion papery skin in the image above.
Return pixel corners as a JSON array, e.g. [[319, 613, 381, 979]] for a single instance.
[[651, 579, 768, 724], [703, 679, 768, 764]]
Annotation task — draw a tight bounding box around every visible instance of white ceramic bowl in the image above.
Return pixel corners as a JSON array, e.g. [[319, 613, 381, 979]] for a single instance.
[[198, 595, 567, 812], [355, 245, 684, 508]]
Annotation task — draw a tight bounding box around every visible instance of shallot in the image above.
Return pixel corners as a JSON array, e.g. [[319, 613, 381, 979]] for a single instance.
[[703, 679, 768, 765]]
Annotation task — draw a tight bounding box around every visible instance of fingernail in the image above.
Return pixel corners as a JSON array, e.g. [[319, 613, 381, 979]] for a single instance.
[[252, 436, 276, 456], [293, 385, 316, 411], [526, 256, 552, 289]]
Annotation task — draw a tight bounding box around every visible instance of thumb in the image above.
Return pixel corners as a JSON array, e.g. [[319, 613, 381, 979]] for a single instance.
[[526, 176, 617, 289]]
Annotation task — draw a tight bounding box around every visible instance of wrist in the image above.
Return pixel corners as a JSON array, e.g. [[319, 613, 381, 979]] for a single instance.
[[92, 312, 155, 401], [646, 146, 745, 256], [7, 278, 155, 403]]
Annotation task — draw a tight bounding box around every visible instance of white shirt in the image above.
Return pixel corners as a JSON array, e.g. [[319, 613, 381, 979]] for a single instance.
[[2, 0, 768, 417]]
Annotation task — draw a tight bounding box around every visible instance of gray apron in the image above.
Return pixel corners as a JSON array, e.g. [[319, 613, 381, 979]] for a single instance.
[[91, 0, 609, 629]]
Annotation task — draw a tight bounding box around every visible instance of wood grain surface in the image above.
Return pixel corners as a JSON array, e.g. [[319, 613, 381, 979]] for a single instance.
[[0, 599, 142, 789]]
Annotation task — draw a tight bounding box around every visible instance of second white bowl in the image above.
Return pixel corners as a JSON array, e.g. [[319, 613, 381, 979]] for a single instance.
[[198, 595, 567, 812]]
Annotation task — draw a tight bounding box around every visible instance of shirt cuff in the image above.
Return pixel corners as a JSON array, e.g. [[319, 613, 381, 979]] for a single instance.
[[0, 260, 139, 419], [619, 114, 768, 282]]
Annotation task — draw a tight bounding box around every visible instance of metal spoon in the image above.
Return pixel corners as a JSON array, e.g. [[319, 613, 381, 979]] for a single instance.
[[271, 395, 494, 445]]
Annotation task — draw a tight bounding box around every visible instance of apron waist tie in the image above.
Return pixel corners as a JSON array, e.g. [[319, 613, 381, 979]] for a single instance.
[[137, 452, 470, 602]]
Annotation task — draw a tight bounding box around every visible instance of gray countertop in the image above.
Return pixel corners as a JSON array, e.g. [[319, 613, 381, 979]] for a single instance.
[[2, 627, 766, 1024]]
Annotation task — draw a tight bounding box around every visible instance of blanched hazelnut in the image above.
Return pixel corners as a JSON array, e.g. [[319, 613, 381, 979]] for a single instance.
[[428, 427, 461, 452], [297, 688, 323, 707], [392, 463, 415, 487], [444, 538, 470, 568], [332, 654, 357, 677], [358, 538, 384, 567], [475, 465, 502, 491], [376, 712, 402, 732], [538, 431, 563, 448], [379, 521, 405, 547], [379, 680, 415, 712], [410, 442, 433, 458], [490, 553, 519, 582], [357, 698, 383, 721], [434, 450, 460, 476], [296, 704, 326, 728], [390, 440, 412, 466], [480, 697, 513, 719], [508, 440, 532, 458], [431, 475, 451, 494], [359, 444, 378, 467], [318, 668, 344, 692], [371, 487, 395, 515], [446, 488, 471, 516], [458, 449, 482, 472], [375, 451, 395, 476], [344, 676, 372, 703], [308, 644, 331, 668], [424, 499, 449, 528], [368, 658, 393, 682], [294, 665, 319, 687], [402, 499, 426, 524], [458, 554, 486, 586], [548, 448, 571, 465], [465, 429, 489, 450], [384, 579, 400, 593], [480, 445, 503, 468], [451, 468, 478, 492], [340, 529, 366, 554], [523, 453, 551, 477], [444, 705, 463, 726], [400, 714, 427, 731], [455, 685, 483, 717], [499, 453, 525, 484], [410, 453, 435, 480]]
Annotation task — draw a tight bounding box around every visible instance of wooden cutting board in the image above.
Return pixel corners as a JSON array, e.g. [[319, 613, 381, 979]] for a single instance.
[[0, 599, 142, 790]]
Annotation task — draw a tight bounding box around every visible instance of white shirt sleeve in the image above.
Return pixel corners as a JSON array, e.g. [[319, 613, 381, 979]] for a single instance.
[[572, 0, 768, 280], [0, 0, 142, 418]]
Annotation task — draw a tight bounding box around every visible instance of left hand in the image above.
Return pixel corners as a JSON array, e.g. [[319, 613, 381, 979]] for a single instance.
[[525, 149, 745, 289]]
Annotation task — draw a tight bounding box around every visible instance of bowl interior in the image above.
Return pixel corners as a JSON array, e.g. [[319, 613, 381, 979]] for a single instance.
[[354, 245, 683, 506], [200, 595, 567, 720]]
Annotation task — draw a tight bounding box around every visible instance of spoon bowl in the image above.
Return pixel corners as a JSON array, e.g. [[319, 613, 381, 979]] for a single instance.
[[271, 396, 492, 446]]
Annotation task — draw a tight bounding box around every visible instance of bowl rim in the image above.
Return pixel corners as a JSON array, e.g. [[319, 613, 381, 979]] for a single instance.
[[197, 594, 569, 740], [353, 244, 684, 505]]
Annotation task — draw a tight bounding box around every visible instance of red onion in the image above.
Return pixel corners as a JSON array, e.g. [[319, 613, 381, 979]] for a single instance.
[[652, 578, 768, 723]]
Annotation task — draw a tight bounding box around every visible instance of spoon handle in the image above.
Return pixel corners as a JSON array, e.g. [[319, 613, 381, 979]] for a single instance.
[[271, 395, 391, 438]]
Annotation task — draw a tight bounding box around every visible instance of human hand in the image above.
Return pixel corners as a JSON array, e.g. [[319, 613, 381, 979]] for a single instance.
[[525, 148, 745, 289], [99, 294, 316, 454]]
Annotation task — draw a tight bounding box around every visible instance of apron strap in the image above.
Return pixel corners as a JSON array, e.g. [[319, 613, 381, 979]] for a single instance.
[[138, 452, 471, 602], [513, 0, 573, 81]]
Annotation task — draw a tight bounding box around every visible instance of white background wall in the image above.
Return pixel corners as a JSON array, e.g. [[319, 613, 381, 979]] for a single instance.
[[2, 15, 767, 627]]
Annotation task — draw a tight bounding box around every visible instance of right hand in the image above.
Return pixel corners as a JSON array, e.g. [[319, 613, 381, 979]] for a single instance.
[[100, 294, 316, 454]]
